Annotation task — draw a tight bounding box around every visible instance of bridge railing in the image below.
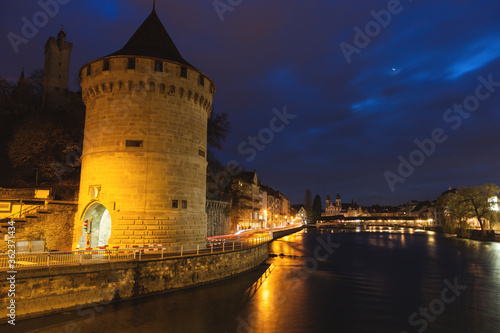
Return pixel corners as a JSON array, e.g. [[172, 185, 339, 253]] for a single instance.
[[0, 235, 272, 271]]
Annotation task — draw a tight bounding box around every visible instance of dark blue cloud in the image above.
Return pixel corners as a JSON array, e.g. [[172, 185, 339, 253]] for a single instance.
[[1, 0, 500, 206]]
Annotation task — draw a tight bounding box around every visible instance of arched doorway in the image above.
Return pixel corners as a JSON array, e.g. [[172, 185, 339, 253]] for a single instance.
[[78, 202, 112, 248]]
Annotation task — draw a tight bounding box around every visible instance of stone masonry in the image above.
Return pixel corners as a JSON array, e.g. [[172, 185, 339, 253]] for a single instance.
[[73, 9, 215, 249]]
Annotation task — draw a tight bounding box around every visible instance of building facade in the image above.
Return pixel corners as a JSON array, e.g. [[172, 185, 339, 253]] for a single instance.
[[230, 171, 291, 230], [323, 193, 365, 218]]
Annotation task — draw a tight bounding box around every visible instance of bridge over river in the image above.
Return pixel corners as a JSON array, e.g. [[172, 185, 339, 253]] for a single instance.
[[317, 215, 435, 228]]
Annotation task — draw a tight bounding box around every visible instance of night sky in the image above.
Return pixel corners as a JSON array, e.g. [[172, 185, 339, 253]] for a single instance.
[[1, 0, 500, 206]]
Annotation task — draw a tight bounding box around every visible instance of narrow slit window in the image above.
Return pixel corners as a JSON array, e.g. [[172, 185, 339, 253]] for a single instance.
[[180, 66, 187, 78], [126, 140, 143, 147], [199, 75, 205, 86], [87, 66, 91, 76], [128, 58, 136, 70], [182, 200, 188, 209], [103, 59, 110, 71], [155, 60, 163, 72]]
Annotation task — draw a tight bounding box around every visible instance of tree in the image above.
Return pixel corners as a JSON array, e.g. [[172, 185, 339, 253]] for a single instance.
[[207, 111, 230, 150], [29, 69, 44, 96], [206, 110, 231, 200], [438, 190, 471, 234], [7, 115, 79, 184], [438, 184, 500, 233], [0, 74, 13, 111], [312, 194, 323, 224], [459, 184, 500, 231], [304, 189, 312, 223]]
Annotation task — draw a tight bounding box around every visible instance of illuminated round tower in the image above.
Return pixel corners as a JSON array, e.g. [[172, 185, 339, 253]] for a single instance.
[[73, 7, 215, 249]]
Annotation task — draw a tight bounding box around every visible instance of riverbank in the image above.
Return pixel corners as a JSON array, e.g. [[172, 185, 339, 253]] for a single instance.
[[1, 226, 304, 324], [311, 223, 500, 242], [457, 229, 498, 241], [0, 243, 269, 324]]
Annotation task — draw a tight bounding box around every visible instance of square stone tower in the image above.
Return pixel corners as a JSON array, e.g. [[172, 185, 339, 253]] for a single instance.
[[73, 7, 215, 249], [42, 27, 73, 111]]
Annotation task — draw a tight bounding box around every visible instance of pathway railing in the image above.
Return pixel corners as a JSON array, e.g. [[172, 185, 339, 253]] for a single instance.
[[0, 204, 45, 222], [0, 235, 272, 270]]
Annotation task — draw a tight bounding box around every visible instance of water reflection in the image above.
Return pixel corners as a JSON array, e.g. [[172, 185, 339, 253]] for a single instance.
[[8, 228, 500, 333]]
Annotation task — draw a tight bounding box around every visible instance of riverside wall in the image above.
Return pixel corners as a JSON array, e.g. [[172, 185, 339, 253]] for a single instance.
[[0, 243, 268, 323], [272, 225, 304, 239]]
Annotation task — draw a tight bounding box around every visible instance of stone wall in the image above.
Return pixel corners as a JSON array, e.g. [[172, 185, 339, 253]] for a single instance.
[[0, 202, 77, 252], [272, 226, 304, 239], [0, 243, 268, 322], [0, 188, 40, 200], [206, 200, 231, 237]]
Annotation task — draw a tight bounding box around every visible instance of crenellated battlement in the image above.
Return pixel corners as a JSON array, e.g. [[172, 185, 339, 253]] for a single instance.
[[80, 57, 213, 114]]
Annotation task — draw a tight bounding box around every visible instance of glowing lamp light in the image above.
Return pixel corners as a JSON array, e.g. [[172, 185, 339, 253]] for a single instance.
[[489, 196, 499, 212]]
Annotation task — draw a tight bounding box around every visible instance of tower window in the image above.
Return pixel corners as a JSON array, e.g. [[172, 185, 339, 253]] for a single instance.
[[180, 66, 187, 78], [103, 59, 110, 71], [198, 150, 205, 157], [172, 200, 179, 209], [90, 186, 101, 198], [149, 82, 156, 92], [126, 140, 143, 147], [155, 60, 163, 72], [199, 75, 205, 86], [87, 66, 91, 76], [128, 58, 136, 70], [182, 200, 188, 209]]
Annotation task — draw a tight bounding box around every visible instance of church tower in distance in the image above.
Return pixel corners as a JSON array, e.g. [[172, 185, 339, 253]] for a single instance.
[[73, 6, 215, 249]]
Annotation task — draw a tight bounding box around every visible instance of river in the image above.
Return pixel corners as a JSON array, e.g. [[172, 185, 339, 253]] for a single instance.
[[12, 228, 500, 332]]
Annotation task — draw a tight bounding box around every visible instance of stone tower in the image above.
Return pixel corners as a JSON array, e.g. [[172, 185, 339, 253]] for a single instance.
[[42, 27, 73, 110], [73, 7, 215, 249]]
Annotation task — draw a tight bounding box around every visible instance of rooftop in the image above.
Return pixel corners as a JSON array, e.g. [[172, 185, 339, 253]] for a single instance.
[[107, 7, 194, 68]]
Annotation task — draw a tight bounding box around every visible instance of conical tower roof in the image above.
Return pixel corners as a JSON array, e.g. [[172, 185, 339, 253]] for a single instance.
[[107, 7, 194, 68]]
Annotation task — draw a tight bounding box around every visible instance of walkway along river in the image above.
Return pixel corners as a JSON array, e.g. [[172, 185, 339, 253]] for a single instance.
[[8, 228, 500, 332]]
